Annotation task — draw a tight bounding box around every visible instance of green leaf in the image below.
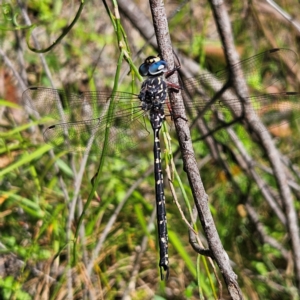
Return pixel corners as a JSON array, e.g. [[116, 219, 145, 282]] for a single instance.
[[55, 158, 74, 177], [168, 230, 197, 278], [0, 99, 20, 108], [1, 191, 45, 218], [0, 144, 52, 177]]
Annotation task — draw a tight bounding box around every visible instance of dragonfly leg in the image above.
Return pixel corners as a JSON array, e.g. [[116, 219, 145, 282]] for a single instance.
[[165, 65, 181, 79], [166, 81, 181, 91]]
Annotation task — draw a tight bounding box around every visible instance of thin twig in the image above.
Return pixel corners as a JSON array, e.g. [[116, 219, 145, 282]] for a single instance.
[[265, 0, 300, 32]]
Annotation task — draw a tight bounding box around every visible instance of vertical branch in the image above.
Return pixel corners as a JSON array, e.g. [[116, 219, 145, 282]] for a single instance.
[[208, 0, 300, 292], [149, 0, 175, 69], [148, 0, 243, 298]]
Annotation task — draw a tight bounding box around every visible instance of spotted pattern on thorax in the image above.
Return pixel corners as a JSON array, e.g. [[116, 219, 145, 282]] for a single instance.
[[139, 75, 167, 113]]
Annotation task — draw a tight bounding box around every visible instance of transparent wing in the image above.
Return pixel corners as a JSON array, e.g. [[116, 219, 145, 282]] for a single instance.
[[23, 49, 299, 151], [23, 86, 141, 122], [175, 48, 299, 139], [23, 87, 151, 153], [182, 48, 297, 101], [186, 92, 300, 142], [244, 92, 300, 135]]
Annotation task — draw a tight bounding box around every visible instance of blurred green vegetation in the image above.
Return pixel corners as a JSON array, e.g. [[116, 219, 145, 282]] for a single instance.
[[0, 0, 300, 299]]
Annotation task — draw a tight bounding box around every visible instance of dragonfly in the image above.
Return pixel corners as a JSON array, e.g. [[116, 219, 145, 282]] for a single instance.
[[23, 48, 299, 280]]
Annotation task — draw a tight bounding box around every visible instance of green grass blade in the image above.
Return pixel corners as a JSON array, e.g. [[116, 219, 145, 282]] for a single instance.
[[0, 144, 52, 177], [168, 229, 197, 278], [1, 191, 45, 218]]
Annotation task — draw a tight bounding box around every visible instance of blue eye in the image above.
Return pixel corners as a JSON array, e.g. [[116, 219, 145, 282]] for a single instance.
[[139, 63, 149, 77], [139, 58, 168, 77], [148, 61, 168, 75]]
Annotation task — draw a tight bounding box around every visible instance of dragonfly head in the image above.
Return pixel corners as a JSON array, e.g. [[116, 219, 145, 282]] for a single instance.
[[139, 55, 168, 77]]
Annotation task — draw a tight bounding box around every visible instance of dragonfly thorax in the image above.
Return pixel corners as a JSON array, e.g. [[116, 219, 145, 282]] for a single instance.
[[139, 76, 167, 112]]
